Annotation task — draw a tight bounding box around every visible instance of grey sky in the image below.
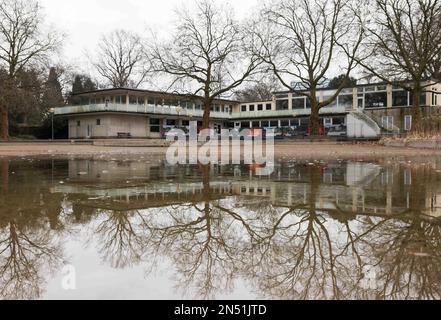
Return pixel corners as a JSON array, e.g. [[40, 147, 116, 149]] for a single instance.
[[40, 0, 262, 69]]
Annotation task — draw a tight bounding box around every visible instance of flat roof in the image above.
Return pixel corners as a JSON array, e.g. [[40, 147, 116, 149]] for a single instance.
[[72, 87, 239, 104], [273, 79, 437, 95]]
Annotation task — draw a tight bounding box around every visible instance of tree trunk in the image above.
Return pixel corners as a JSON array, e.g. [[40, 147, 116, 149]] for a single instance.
[[411, 89, 422, 133], [309, 94, 320, 136], [0, 105, 8, 140], [203, 101, 211, 130]]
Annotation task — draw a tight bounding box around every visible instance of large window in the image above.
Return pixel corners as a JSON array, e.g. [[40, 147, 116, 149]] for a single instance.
[[115, 95, 126, 104], [150, 119, 161, 133], [323, 96, 337, 108], [292, 98, 305, 109], [392, 91, 408, 107], [276, 100, 289, 110], [257, 104, 263, 111], [241, 105, 247, 112], [266, 104, 272, 110], [280, 120, 290, 127], [249, 105, 255, 112], [338, 95, 353, 109], [365, 92, 387, 108], [129, 96, 138, 104]]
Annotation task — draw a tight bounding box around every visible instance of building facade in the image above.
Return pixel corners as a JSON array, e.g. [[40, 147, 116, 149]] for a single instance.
[[55, 81, 441, 139]]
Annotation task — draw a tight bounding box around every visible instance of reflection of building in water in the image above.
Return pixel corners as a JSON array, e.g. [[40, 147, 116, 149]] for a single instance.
[[53, 160, 441, 219]]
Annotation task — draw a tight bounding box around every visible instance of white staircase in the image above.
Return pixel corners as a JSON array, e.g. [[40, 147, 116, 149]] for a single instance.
[[346, 111, 381, 139]]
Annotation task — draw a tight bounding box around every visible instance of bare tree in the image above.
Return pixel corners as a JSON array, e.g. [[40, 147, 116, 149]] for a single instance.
[[234, 77, 280, 102], [0, 0, 62, 140], [357, 0, 441, 132], [252, 0, 364, 135], [149, 0, 262, 129], [93, 29, 149, 89]]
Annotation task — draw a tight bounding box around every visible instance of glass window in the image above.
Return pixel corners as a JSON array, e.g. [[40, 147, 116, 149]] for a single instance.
[[324, 118, 333, 127], [292, 98, 305, 109], [323, 96, 337, 108], [266, 104, 272, 110], [420, 93, 427, 106], [147, 98, 155, 105], [115, 95, 126, 104], [252, 121, 260, 128], [404, 115, 412, 131], [270, 120, 279, 127], [249, 105, 255, 112], [182, 120, 190, 126], [392, 91, 408, 107], [306, 98, 311, 109], [150, 118, 161, 133], [276, 100, 289, 110], [166, 119, 176, 126], [241, 122, 250, 128], [261, 121, 269, 127], [96, 119, 101, 126], [338, 94, 353, 109], [432, 92, 438, 106], [241, 105, 247, 112], [281, 120, 290, 127], [129, 96, 137, 104], [382, 116, 394, 130], [365, 92, 387, 108], [77, 121, 81, 127], [257, 104, 263, 111]]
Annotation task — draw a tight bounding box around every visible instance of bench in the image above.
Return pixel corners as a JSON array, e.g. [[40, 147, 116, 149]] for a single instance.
[[117, 132, 132, 139]]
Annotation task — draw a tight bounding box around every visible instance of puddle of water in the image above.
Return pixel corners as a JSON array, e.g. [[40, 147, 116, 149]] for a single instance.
[[1, 157, 441, 300]]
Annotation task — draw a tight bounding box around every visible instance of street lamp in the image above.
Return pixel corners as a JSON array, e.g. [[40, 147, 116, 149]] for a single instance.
[[176, 106, 182, 128], [49, 108, 55, 141]]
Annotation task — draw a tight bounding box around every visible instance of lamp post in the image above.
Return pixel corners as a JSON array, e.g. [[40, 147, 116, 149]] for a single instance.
[[176, 106, 182, 128], [49, 108, 55, 141]]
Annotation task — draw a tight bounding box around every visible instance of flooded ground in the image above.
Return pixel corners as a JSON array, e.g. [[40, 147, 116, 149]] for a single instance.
[[1, 156, 441, 300]]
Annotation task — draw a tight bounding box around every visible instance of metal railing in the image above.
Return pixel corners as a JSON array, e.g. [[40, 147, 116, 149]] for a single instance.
[[55, 103, 350, 120]]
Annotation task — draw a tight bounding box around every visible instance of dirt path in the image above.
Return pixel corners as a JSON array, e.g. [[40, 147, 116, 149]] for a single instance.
[[1, 141, 441, 161]]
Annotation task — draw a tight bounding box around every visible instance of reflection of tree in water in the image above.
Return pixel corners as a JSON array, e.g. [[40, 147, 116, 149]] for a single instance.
[[4, 159, 441, 299], [0, 160, 65, 299], [358, 216, 441, 299], [140, 165, 263, 299], [0, 219, 63, 299], [242, 165, 350, 300], [84, 163, 441, 300], [92, 209, 149, 269]]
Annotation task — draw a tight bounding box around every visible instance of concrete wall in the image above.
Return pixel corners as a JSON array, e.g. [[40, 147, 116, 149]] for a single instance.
[[69, 114, 149, 139]]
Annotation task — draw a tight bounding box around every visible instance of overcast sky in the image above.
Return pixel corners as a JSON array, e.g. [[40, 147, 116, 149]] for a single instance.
[[39, 0, 262, 71]]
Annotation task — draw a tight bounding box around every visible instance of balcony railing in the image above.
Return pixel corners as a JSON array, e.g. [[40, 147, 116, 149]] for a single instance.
[[54, 103, 231, 119], [230, 106, 349, 119], [54, 103, 350, 119]]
